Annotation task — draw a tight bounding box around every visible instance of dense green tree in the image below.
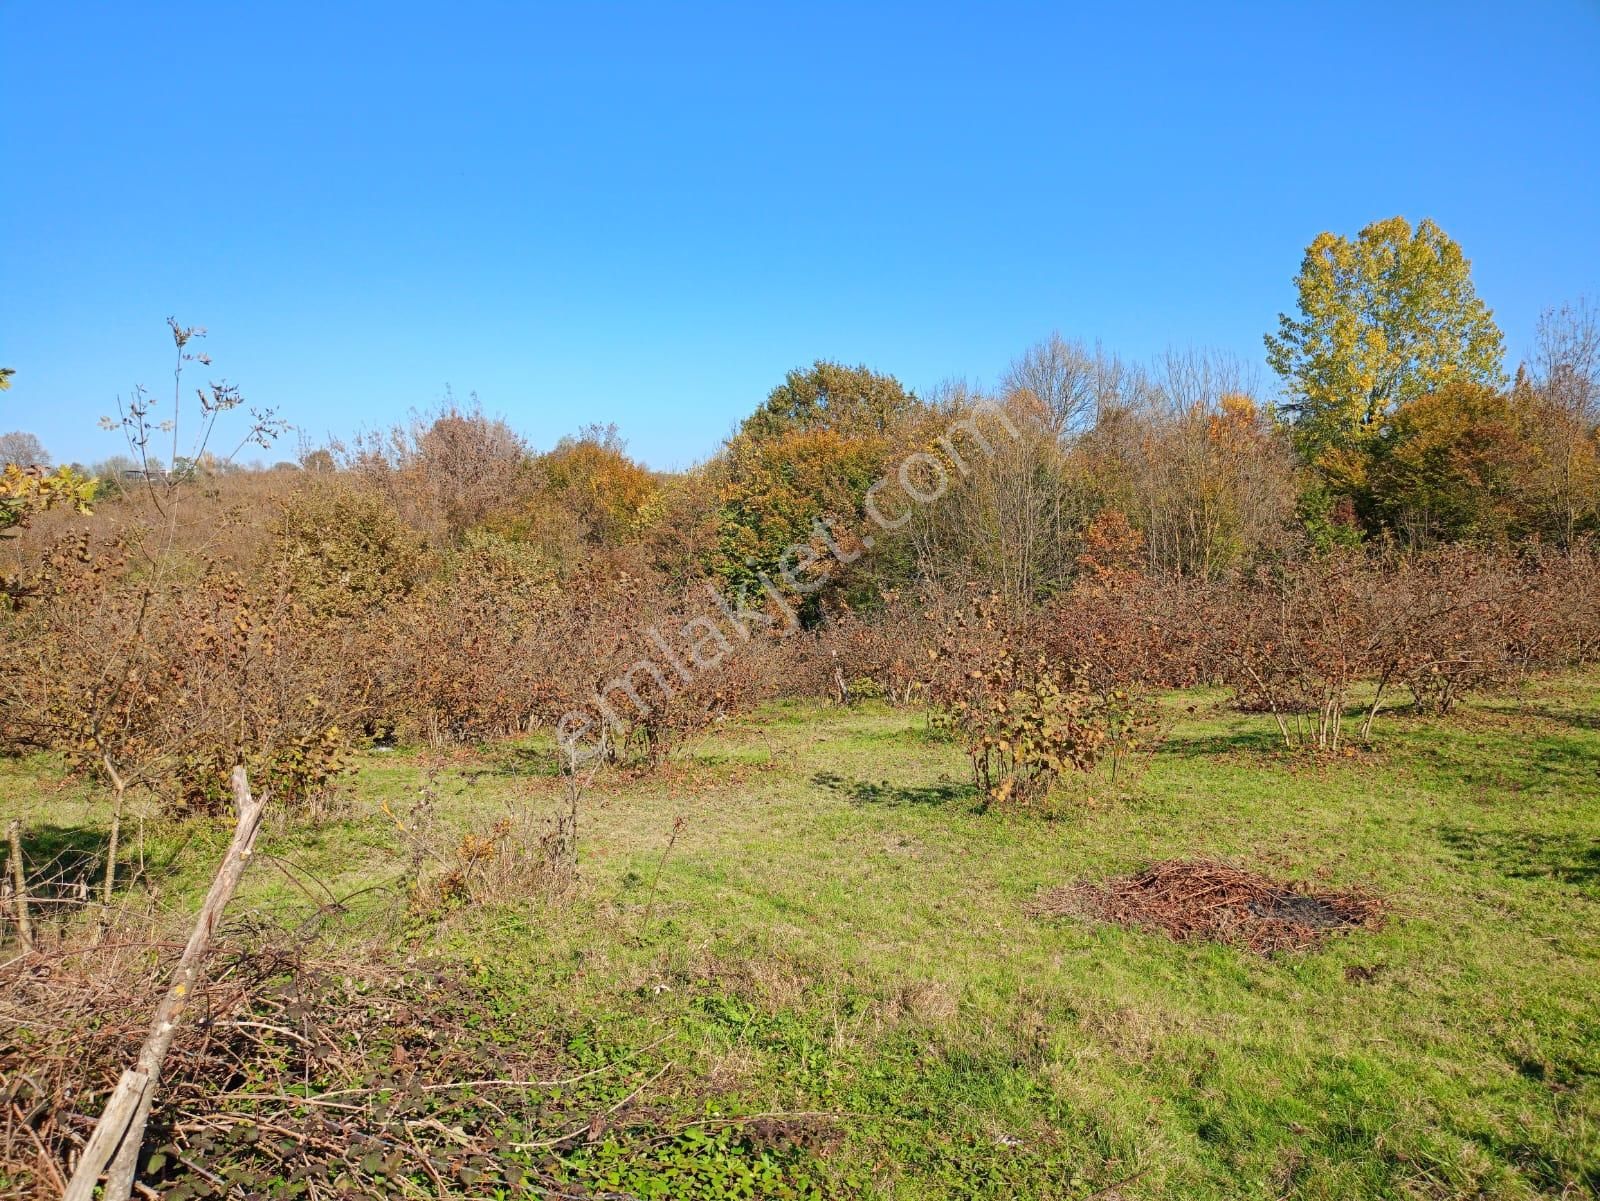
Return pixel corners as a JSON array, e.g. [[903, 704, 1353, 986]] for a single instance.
[[1265, 217, 1505, 461], [715, 363, 924, 612], [716, 425, 888, 594], [740, 360, 920, 443], [1363, 381, 1536, 546]]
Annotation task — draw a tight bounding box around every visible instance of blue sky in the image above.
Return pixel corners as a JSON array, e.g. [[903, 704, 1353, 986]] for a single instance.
[[4, 2, 1598, 470]]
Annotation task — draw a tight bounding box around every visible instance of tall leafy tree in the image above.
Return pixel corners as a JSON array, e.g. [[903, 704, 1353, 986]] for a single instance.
[[715, 363, 922, 609], [1524, 299, 1600, 547], [740, 360, 919, 443], [1363, 381, 1536, 546], [1265, 217, 1505, 460], [537, 423, 657, 546]]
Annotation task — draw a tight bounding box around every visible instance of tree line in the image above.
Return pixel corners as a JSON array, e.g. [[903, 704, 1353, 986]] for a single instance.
[[1, 214, 1597, 803]]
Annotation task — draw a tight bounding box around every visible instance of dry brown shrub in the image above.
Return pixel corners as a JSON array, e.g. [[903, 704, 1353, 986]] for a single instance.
[[922, 591, 1159, 808], [805, 586, 960, 706], [1513, 542, 1600, 670], [1030, 572, 1212, 698], [1200, 545, 1597, 745], [383, 763, 578, 913], [362, 536, 568, 746], [266, 481, 431, 621], [0, 537, 365, 819], [340, 402, 534, 547]]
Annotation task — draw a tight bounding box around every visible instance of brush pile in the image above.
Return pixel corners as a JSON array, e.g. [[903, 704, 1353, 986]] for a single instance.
[[1028, 858, 1386, 955], [0, 917, 641, 1200]]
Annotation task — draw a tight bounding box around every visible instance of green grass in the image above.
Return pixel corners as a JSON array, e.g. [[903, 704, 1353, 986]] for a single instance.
[[5, 676, 1598, 1199]]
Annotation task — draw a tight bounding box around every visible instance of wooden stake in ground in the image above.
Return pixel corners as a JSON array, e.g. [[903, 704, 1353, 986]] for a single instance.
[[103, 755, 128, 906], [6, 818, 33, 951], [64, 765, 268, 1201]]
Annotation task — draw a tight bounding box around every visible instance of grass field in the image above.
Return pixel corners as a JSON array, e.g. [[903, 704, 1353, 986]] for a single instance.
[[5, 676, 1598, 1199]]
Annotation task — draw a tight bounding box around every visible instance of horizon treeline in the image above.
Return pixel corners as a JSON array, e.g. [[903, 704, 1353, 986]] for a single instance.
[[2, 217, 1599, 827], [3, 216, 1598, 607]]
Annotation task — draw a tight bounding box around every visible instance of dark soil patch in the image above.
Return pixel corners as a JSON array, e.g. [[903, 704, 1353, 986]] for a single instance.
[[1028, 858, 1387, 955]]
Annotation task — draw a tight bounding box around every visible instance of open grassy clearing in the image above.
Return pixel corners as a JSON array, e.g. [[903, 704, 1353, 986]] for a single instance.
[[5, 676, 1598, 1199]]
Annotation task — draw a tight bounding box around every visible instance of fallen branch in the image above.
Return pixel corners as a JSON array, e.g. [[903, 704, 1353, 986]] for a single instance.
[[64, 765, 268, 1201]]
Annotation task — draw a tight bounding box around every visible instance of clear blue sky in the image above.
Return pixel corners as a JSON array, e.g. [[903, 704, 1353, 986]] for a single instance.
[[4, 2, 1598, 470]]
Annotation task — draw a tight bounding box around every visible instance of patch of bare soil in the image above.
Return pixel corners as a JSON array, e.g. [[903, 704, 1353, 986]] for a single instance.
[[1027, 858, 1386, 955]]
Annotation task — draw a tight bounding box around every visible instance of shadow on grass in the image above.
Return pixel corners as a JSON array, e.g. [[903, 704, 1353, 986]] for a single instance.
[[1156, 728, 1288, 760], [1468, 1130, 1598, 1197], [13, 824, 109, 894], [474, 745, 561, 779], [1480, 703, 1600, 734], [838, 721, 953, 748], [1437, 825, 1600, 895], [7, 825, 145, 929], [811, 771, 978, 809], [1406, 732, 1600, 795], [11, 821, 202, 916]]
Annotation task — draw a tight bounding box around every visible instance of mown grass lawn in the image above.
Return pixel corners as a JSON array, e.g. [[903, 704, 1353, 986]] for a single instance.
[[5, 675, 1597, 1199]]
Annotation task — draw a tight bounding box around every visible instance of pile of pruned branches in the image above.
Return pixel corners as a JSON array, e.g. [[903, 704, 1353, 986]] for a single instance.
[[0, 915, 675, 1200], [1028, 858, 1387, 955]]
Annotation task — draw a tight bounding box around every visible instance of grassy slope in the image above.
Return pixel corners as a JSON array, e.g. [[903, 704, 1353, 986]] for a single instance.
[[5, 676, 1598, 1199]]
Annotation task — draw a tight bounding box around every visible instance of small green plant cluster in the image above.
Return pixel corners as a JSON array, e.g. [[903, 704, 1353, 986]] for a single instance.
[[557, 1123, 842, 1200]]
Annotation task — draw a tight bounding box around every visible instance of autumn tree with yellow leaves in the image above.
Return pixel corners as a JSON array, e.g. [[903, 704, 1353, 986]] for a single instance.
[[1266, 217, 1505, 463]]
